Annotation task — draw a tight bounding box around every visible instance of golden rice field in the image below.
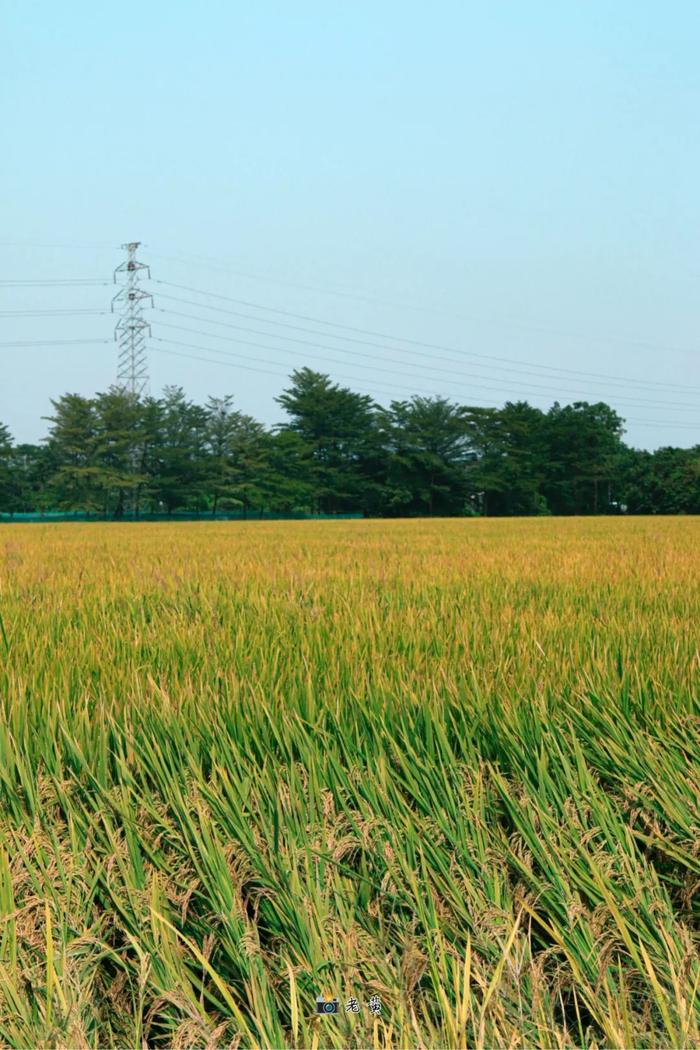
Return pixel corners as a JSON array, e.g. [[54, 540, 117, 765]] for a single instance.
[[0, 517, 698, 1049]]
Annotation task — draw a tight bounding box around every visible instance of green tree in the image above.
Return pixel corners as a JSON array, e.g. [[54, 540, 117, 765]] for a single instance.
[[205, 395, 243, 514], [382, 396, 473, 516], [276, 369, 379, 513], [620, 445, 700, 514], [262, 430, 315, 513], [7, 381, 700, 520], [227, 414, 270, 517], [44, 394, 103, 512], [204, 396, 271, 516], [542, 402, 625, 514], [150, 387, 210, 514], [92, 389, 146, 517], [8, 443, 55, 514], [465, 402, 549, 516], [0, 423, 14, 512]]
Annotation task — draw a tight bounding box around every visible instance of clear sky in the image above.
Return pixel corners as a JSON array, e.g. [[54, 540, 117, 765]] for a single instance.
[[2, 1, 699, 449]]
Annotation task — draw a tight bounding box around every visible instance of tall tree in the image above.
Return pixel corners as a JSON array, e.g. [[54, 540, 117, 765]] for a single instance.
[[0, 423, 14, 512], [262, 430, 315, 513], [8, 443, 56, 514], [150, 387, 209, 514], [205, 395, 243, 515], [542, 401, 625, 514], [204, 396, 271, 516], [276, 369, 379, 513], [381, 396, 474, 516], [465, 402, 549, 515], [92, 389, 145, 517], [226, 413, 270, 517], [44, 394, 103, 512]]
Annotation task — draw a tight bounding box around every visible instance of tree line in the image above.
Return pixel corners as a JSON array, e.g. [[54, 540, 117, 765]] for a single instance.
[[1, 368, 698, 517]]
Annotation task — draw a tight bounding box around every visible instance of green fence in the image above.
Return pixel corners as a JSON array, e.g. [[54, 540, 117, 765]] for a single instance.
[[0, 511, 364, 523]]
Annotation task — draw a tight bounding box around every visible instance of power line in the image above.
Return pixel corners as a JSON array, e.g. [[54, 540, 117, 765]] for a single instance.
[[148, 250, 700, 360], [153, 334, 502, 404], [154, 290, 700, 398], [154, 279, 700, 391], [0, 338, 111, 347], [150, 339, 700, 431], [0, 309, 108, 317], [0, 240, 116, 250], [153, 335, 454, 399], [0, 279, 110, 287], [150, 316, 700, 413], [1, 250, 696, 439], [151, 345, 303, 380], [151, 342, 498, 409]]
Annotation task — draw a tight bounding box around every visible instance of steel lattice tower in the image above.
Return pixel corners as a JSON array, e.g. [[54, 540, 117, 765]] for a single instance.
[[112, 241, 153, 397]]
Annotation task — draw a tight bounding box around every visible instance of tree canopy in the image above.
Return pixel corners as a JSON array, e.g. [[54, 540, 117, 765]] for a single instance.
[[1, 371, 698, 517]]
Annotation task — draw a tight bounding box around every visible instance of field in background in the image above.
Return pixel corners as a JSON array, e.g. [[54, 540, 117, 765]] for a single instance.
[[0, 518, 698, 1048]]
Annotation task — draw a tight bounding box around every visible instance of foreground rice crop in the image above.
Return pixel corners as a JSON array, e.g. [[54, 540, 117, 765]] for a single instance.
[[0, 517, 698, 1049]]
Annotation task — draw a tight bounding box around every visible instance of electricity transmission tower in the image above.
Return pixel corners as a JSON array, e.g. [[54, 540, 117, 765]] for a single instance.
[[112, 241, 153, 397]]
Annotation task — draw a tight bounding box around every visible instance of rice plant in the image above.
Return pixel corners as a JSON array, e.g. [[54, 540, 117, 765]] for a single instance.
[[0, 517, 697, 1048]]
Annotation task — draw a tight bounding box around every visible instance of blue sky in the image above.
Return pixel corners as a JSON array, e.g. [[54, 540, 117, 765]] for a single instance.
[[2, 1, 699, 448]]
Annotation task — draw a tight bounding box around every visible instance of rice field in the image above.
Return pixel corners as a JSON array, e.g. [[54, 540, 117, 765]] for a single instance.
[[0, 516, 698, 1049]]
